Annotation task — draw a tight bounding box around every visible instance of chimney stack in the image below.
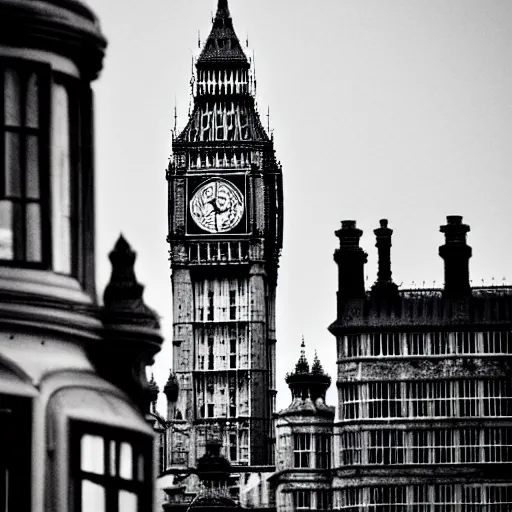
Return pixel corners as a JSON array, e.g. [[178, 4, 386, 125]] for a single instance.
[[371, 219, 398, 298], [439, 215, 472, 298], [334, 221, 368, 299]]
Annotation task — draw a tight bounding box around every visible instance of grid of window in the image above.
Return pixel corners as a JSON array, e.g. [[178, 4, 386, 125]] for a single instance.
[[337, 485, 512, 511], [195, 324, 249, 371], [293, 433, 332, 469], [187, 101, 251, 142], [340, 427, 512, 466], [71, 423, 152, 512], [342, 331, 512, 358], [195, 372, 250, 419], [340, 379, 512, 421], [316, 490, 332, 510], [292, 490, 332, 511], [188, 149, 255, 170], [194, 278, 249, 322]]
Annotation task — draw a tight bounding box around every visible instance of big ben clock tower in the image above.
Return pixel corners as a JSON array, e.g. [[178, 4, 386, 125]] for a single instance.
[[165, 0, 283, 473]]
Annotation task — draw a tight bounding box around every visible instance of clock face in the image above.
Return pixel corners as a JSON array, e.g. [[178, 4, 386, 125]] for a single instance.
[[189, 179, 245, 233]]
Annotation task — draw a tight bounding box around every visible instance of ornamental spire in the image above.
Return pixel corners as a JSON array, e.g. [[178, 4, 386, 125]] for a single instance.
[[197, 0, 248, 65]]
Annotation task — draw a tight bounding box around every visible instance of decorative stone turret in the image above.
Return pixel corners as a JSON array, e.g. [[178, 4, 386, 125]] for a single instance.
[[283, 341, 334, 417], [439, 215, 472, 298], [274, 342, 334, 512], [96, 235, 163, 414], [334, 220, 368, 300]]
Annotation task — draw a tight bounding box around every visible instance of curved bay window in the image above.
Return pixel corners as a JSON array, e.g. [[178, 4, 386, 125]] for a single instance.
[[70, 422, 152, 512], [1, 58, 91, 286]]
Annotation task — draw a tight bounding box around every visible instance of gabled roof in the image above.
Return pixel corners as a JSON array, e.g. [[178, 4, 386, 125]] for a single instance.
[[197, 0, 248, 65]]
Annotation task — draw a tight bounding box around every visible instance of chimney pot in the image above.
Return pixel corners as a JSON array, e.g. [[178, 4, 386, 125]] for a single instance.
[[342, 220, 356, 230], [380, 219, 388, 228], [439, 215, 472, 298], [447, 215, 463, 226]]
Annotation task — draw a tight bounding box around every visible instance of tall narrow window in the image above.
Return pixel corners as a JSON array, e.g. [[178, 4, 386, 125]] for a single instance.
[[1, 65, 48, 265], [293, 491, 311, 510], [229, 289, 237, 320], [229, 337, 237, 369], [207, 336, 214, 370], [294, 433, 311, 468], [71, 423, 151, 512], [207, 289, 214, 321], [316, 434, 331, 469], [229, 432, 237, 461], [51, 83, 72, 274]]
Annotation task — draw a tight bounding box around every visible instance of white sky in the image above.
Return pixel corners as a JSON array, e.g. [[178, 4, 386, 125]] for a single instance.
[[85, 0, 512, 412]]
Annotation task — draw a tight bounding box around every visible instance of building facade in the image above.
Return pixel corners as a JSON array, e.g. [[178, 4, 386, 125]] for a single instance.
[[272, 342, 335, 512], [0, 1, 163, 511], [330, 217, 512, 510], [164, 0, 283, 491]]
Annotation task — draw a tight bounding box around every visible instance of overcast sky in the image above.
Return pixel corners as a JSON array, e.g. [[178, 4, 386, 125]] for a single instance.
[[85, 0, 512, 412]]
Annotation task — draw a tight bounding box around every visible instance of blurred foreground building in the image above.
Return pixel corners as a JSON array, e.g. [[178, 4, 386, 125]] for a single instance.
[[0, 1, 163, 510]]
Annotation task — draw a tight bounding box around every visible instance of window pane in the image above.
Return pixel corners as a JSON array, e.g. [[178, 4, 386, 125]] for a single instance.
[[119, 442, 133, 480], [12, 203, 23, 260], [119, 490, 138, 512], [137, 454, 144, 482], [51, 84, 71, 274], [0, 202, 13, 260], [82, 480, 105, 512], [26, 203, 41, 262], [4, 133, 21, 197], [25, 73, 39, 129], [25, 136, 39, 199], [4, 69, 20, 126], [80, 435, 104, 475], [109, 440, 117, 476]]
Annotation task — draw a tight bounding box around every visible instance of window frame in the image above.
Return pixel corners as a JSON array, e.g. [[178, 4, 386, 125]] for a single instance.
[[293, 433, 312, 468], [69, 420, 153, 512], [0, 58, 51, 268]]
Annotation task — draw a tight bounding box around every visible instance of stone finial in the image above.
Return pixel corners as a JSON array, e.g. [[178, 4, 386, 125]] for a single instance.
[[163, 371, 179, 402], [311, 351, 324, 375], [103, 235, 159, 329], [295, 337, 309, 374]]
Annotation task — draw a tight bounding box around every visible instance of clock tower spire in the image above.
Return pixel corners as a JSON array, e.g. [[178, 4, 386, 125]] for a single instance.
[[166, 0, 283, 483]]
